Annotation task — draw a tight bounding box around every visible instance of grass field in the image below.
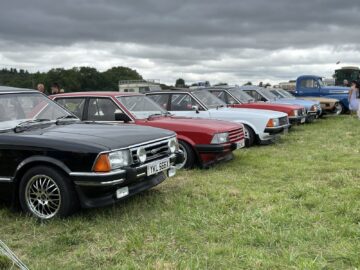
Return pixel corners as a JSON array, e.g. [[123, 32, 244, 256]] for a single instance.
[[1, 116, 360, 269]]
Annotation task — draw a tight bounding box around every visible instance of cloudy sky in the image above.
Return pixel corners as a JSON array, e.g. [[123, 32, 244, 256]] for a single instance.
[[1, 0, 360, 85]]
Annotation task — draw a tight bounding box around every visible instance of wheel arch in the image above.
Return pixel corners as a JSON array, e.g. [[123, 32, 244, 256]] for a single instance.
[[176, 136, 201, 167], [11, 157, 72, 205]]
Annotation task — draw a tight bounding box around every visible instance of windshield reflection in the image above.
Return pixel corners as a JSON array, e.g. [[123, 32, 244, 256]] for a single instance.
[[117, 95, 168, 119]]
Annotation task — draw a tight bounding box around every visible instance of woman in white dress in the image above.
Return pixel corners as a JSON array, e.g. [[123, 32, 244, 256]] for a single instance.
[[348, 81, 360, 117]]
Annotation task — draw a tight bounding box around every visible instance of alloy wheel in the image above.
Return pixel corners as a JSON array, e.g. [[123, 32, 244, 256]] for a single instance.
[[176, 144, 188, 169], [25, 175, 61, 219]]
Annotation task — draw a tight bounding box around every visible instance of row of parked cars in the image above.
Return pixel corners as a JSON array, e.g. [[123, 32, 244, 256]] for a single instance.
[[0, 85, 343, 220]]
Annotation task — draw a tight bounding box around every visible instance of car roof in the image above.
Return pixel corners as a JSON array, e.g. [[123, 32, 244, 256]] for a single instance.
[[148, 88, 201, 93], [52, 91, 144, 98], [0, 86, 37, 92], [238, 85, 264, 91]]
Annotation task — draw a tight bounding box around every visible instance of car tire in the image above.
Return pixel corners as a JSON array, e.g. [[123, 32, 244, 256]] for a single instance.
[[334, 102, 343, 115], [244, 125, 255, 147], [177, 140, 195, 169], [19, 166, 79, 220]]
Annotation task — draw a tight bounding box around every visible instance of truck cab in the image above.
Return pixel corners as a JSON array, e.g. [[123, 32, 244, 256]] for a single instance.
[[295, 75, 350, 112]]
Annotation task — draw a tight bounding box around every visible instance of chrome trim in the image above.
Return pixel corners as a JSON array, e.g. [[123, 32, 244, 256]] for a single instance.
[[74, 178, 125, 187], [70, 169, 126, 177], [0, 177, 12, 182]]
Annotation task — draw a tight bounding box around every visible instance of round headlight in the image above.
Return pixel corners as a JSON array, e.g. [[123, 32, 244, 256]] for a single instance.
[[137, 147, 147, 163], [168, 139, 178, 153]]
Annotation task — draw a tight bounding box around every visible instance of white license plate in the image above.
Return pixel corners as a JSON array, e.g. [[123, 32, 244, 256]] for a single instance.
[[236, 140, 245, 149], [147, 158, 170, 176], [301, 117, 306, 123], [116, 186, 129, 199]]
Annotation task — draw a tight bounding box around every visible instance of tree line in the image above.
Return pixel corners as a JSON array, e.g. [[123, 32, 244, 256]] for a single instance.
[[0, 66, 143, 92]]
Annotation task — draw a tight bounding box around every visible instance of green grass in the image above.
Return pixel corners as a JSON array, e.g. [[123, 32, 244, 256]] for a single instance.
[[0, 255, 13, 270], [1, 116, 360, 269]]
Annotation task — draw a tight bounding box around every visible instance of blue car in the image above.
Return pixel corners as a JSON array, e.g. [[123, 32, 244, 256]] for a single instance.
[[240, 86, 321, 123]]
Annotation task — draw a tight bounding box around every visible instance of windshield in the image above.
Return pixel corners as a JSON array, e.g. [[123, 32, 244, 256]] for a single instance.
[[269, 89, 284, 98], [117, 95, 168, 119], [278, 89, 295, 98], [192, 90, 226, 108], [229, 89, 255, 103], [257, 88, 278, 100], [0, 92, 72, 130]]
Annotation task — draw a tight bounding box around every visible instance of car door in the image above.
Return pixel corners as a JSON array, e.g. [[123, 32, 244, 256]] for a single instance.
[[55, 97, 86, 119], [168, 93, 211, 118], [86, 97, 125, 122], [298, 78, 320, 96]]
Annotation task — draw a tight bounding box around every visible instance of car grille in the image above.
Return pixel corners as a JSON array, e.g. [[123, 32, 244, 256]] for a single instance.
[[297, 109, 305, 116], [130, 139, 171, 165], [279, 116, 288, 126], [229, 127, 245, 143]]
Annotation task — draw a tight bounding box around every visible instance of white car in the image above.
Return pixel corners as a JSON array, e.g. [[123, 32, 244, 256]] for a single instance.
[[146, 89, 290, 147]]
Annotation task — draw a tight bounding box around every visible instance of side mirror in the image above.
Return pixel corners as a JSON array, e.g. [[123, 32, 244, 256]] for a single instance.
[[192, 105, 200, 114], [115, 112, 132, 123]]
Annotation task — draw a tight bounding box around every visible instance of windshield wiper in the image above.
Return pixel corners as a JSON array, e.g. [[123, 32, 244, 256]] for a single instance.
[[56, 115, 78, 120], [14, 119, 52, 133], [56, 115, 78, 124]]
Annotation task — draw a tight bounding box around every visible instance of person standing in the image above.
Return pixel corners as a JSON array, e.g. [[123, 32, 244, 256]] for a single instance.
[[348, 81, 360, 116], [51, 83, 61, 95]]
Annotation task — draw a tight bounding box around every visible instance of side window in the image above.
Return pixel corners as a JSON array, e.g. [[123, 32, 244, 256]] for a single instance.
[[170, 94, 203, 111], [210, 90, 226, 102], [87, 98, 122, 121], [147, 94, 170, 110], [300, 79, 318, 88], [225, 93, 237, 104], [244, 90, 266, 102], [56, 98, 85, 119]]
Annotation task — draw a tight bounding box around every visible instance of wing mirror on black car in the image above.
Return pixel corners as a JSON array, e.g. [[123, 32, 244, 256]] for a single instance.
[[115, 112, 132, 123]]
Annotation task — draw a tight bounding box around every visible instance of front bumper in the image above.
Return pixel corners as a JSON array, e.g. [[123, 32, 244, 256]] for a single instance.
[[70, 151, 184, 208], [264, 124, 291, 135], [195, 141, 244, 153], [289, 116, 306, 124]]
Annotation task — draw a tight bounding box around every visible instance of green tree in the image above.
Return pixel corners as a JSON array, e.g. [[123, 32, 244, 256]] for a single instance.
[[175, 78, 185, 88], [103, 66, 143, 91]]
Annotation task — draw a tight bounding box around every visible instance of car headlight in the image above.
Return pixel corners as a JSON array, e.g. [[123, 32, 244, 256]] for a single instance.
[[266, 118, 280, 127], [137, 147, 147, 163], [93, 150, 130, 172], [211, 132, 229, 144], [168, 138, 179, 153], [290, 109, 298, 117], [109, 150, 130, 168]]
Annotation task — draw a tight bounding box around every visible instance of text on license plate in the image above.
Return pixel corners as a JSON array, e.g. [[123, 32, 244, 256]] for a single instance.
[[147, 158, 170, 176], [236, 140, 245, 149]]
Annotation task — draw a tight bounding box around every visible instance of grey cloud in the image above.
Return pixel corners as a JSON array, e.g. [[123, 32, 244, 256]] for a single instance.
[[0, 0, 360, 84]]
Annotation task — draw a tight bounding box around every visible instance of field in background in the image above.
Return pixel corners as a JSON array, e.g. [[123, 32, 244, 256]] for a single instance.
[[1, 116, 360, 269]]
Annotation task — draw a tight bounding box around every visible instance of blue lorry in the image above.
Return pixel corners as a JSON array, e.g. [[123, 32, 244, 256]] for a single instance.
[[294, 75, 350, 112]]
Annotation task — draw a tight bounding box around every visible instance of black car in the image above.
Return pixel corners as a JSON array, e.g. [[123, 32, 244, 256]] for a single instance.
[[0, 86, 184, 219]]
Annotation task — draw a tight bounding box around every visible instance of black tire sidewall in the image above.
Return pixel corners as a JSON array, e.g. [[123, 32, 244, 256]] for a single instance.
[[178, 140, 195, 169], [244, 125, 255, 147], [19, 166, 78, 219], [334, 102, 343, 115]]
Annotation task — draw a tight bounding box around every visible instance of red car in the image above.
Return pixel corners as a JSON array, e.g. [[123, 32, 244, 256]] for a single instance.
[[206, 87, 307, 124], [51, 92, 245, 169]]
